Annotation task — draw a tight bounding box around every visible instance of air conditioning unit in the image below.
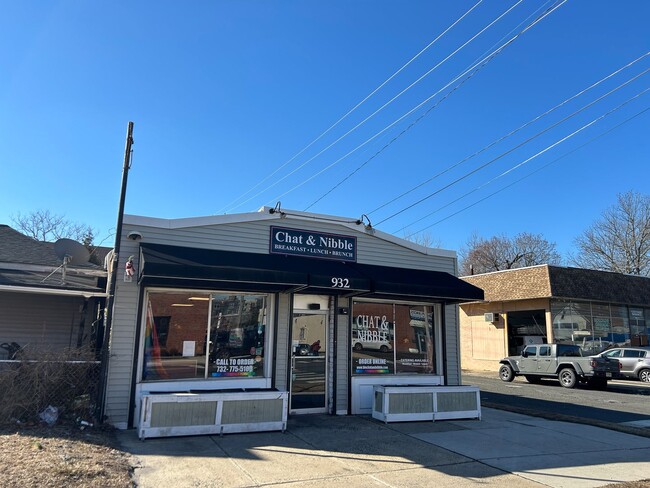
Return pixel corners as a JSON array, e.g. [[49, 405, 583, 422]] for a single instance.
[[484, 312, 500, 322]]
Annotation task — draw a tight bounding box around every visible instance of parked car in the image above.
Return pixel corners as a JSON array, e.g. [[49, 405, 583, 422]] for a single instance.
[[352, 332, 393, 353], [595, 347, 650, 383], [498, 343, 621, 389]]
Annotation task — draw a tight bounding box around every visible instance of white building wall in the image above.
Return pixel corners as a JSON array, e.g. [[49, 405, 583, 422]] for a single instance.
[[104, 211, 462, 427], [103, 234, 142, 428], [273, 293, 291, 391], [336, 299, 351, 415]]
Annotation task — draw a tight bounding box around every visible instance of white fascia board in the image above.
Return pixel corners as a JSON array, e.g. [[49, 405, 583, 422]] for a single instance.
[[124, 208, 456, 259], [0, 285, 107, 298], [0, 262, 107, 277], [123, 211, 275, 229]]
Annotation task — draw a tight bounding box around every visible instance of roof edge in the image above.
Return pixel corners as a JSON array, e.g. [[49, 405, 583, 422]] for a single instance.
[[460, 264, 549, 279], [124, 209, 456, 259]]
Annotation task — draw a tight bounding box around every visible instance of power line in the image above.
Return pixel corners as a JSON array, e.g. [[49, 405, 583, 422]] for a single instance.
[[403, 105, 650, 237], [228, 0, 520, 214], [375, 67, 649, 227], [271, 0, 568, 208], [216, 0, 484, 214], [368, 52, 649, 216]]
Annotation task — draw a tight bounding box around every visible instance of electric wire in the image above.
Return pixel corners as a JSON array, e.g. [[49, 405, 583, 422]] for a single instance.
[[401, 89, 649, 234], [374, 67, 649, 227], [368, 51, 649, 216], [216, 0, 484, 214], [468, 0, 554, 68], [232, 0, 527, 213], [403, 105, 650, 237], [272, 0, 568, 209], [258, 0, 524, 209]]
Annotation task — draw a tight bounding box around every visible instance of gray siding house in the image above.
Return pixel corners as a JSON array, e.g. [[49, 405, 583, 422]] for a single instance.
[[103, 208, 482, 432], [0, 225, 107, 360]]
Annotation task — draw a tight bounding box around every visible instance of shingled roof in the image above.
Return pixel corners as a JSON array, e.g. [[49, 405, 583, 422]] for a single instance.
[[461, 264, 650, 307], [0, 224, 63, 266], [0, 224, 107, 293], [460, 265, 551, 302], [548, 266, 650, 306]]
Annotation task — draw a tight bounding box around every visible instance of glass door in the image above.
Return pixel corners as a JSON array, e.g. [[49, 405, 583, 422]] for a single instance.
[[290, 311, 327, 413]]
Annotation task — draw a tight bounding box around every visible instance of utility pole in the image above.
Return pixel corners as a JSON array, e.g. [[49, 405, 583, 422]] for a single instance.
[[97, 121, 134, 422]]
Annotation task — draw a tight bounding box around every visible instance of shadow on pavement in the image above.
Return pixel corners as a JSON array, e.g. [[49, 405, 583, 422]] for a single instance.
[[117, 411, 650, 488]]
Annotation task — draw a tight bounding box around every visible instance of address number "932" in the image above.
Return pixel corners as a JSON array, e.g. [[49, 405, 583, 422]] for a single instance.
[[331, 277, 350, 288]]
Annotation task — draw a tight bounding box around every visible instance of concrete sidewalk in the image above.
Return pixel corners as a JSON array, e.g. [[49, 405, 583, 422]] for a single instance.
[[117, 408, 650, 488]]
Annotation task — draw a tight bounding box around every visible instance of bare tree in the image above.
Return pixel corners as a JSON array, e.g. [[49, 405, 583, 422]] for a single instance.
[[573, 191, 650, 276], [460, 232, 561, 275], [404, 232, 442, 249], [11, 210, 96, 244]]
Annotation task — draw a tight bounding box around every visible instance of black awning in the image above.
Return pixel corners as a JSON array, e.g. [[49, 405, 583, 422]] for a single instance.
[[350, 262, 484, 303], [139, 243, 482, 302], [139, 243, 371, 294]]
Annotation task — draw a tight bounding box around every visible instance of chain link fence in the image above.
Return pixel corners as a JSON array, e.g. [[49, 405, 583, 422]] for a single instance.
[[0, 346, 101, 425]]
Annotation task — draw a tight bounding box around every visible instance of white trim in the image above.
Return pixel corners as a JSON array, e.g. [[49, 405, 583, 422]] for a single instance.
[[123, 208, 456, 259], [0, 261, 107, 276], [289, 308, 329, 414], [123, 211, 275, 229], [0, 284, 107, 298]]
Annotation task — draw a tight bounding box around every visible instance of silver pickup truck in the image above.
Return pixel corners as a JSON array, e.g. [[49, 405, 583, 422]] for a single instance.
[[498, 343, 620, 389]]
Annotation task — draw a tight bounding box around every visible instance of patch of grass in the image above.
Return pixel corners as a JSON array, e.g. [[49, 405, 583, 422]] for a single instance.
[[0, 425, 133, 488]]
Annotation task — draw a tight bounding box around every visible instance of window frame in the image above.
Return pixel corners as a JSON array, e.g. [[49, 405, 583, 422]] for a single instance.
[[137, 287, 274, 390], [350, 298, 441, 376]]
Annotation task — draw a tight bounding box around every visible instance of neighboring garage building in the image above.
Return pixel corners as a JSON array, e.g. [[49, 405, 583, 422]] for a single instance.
[[459, 265, 650, 371], [0, 224, 107, 360], [102, 207, 483, 433]]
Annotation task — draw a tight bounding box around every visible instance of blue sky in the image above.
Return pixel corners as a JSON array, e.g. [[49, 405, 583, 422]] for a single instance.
[[1, 1, 648, 258]]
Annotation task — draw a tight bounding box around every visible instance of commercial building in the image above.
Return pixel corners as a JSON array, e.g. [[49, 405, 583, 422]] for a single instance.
[[102, 207, 483, 433], [459, 265, 650, 371]]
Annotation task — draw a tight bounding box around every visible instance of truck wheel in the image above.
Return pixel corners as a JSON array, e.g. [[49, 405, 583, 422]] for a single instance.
[[639, 369, 650, 383], [524, 375, 541, 384], [558, 368, 577, 388], [499, 364, 515, 382]]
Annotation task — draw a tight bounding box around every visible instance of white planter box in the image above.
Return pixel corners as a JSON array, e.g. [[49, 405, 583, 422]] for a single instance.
[[372, 385, 481, 423], [139, 390, 289, 439]]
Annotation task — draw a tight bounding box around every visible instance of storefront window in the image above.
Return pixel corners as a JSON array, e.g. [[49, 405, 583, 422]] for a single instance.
[[630, 309, 648, 346], [394, 305, 435, 374], [143, 291, 210, 381], [208, 294, 267, 378], [142, 290, 268, 382], [610, 305, 629, 347], [589, 303, 611, 354], [552, 300, 640, 352], [551, 301, 591, 345], [351, 301, 437, 375], [352, 301, 394, 374]]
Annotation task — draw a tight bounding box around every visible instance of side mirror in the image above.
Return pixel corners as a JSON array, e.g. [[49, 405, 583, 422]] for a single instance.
[[522, 350, 528, 358]]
